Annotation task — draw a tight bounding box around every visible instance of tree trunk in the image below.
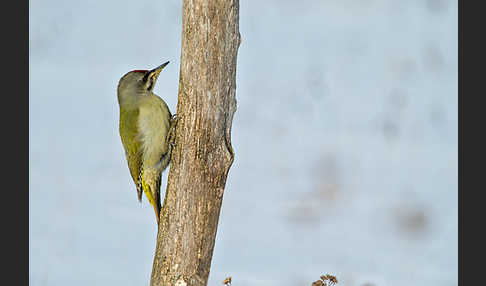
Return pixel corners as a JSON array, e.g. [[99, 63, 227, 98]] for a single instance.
[[150, 1, 239, 285]]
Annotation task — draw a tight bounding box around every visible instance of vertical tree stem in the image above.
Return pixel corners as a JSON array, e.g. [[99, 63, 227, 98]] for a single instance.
[[150, 0, 239, 285]]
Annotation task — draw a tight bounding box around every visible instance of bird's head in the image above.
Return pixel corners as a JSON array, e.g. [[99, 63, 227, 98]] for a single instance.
[[117, 61, 170, 101]]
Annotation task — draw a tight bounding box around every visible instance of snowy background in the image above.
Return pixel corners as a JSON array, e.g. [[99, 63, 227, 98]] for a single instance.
[[29, 0, 457, 285]]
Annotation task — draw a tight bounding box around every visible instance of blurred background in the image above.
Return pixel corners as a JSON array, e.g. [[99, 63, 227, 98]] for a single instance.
[[29, 0, 457, 285]]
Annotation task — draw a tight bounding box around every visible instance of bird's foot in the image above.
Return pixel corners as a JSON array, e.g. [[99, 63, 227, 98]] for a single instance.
[[167, 114, 179, 147]]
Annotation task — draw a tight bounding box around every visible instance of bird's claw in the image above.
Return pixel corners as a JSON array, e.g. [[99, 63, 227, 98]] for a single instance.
[[167, 114, 179, 148]]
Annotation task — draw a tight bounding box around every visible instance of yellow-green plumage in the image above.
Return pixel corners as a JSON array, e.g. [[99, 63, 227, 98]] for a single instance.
[[119, 107, 143, 201], [117, 62, 174, 224]]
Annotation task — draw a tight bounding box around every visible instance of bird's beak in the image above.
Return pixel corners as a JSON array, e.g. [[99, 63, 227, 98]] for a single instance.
[[147, 61, 170, 81]]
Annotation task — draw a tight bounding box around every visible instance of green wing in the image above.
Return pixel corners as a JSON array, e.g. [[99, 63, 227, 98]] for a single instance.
[[119, 107, 143, 202]]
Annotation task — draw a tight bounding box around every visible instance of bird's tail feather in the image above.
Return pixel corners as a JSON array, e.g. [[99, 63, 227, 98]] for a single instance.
[[141, 174, 161, 225]]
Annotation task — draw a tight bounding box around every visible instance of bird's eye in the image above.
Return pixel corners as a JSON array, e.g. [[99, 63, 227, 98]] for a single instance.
[[142, 72, 150, 83]]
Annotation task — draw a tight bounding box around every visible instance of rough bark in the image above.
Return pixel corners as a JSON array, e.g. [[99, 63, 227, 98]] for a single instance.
[[150, 1, 239, 286]]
